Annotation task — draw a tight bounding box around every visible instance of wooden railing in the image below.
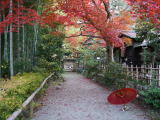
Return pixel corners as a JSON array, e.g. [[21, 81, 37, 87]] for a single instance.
[[123, 64, 160, 87], [7, 73, 54, 120]]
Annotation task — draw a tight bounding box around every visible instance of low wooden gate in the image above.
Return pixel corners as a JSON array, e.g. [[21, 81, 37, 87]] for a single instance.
[[64, 59, 77, 72]]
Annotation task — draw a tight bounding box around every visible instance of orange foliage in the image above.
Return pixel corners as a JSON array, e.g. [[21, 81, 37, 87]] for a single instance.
[[122, 37, 133, 46]]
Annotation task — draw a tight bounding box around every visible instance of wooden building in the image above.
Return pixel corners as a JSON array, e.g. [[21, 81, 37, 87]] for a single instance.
[[119, 31, 143, 66]]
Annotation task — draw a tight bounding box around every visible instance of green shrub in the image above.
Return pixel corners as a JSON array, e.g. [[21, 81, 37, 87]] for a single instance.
[[79, 47, 105, 78], [84, 60, 99, 78], [0, 60, 9, 78], [140, 87, 160, 109], [147, 110, 160, 120], [103, 62, 127, 90], [0, 97, 22, 120], [0, 72, 48, 120], [37, 27, 64, 74]]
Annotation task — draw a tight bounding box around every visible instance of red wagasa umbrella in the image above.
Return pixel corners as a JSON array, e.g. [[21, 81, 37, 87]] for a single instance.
[[107, 88, 137, 105]]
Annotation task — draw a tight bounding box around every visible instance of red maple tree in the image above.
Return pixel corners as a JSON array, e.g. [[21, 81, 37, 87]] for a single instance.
[[0, 0, 40, 33], [126, 0, 160, 26], [57, 0, 132, 62]]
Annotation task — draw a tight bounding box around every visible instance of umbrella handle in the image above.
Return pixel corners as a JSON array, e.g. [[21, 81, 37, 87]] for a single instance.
[[122, 104, 129, 111], [115, 91, 126, 98], [116, 93, 128, 105]]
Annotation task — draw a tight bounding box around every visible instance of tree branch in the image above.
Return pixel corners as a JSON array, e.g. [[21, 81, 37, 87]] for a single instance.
[[91, 0, 103, 13], [101, 0, 111, 19], [65, 33, 103, 38]]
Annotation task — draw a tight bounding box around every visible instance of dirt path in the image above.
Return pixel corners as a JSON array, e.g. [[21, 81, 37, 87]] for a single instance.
[[32, 72, 149, 120]]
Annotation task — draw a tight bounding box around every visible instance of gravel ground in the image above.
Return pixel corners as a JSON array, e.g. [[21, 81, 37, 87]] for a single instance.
[[32, 72, 149, 120]]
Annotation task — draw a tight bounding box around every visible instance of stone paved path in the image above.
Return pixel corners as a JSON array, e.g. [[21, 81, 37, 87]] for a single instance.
[[32, 72, 149, 120]]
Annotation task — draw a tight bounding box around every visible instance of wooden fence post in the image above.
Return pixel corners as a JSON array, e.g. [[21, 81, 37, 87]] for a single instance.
[[131, 64, 134, 79], [149, 64, 153, 85], [158, 65, 160, 86], [156, 65, 158, 82], [144, 64, 146, 81], [123, 64, 160, 87], [141, 65, 144, 78], [126, 65, 128, 76], [136, 66, 139, 81]]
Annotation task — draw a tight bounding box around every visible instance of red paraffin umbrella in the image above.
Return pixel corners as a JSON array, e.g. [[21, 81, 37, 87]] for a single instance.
[[107, 88, 137, 105]]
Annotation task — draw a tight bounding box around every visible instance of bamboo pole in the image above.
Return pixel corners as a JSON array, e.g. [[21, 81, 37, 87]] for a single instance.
[[9, 0, 14, 76]]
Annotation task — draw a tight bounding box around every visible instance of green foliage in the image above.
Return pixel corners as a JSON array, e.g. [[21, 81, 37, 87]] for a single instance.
[[140, 49, 153, 64], [79, 48, 105, 78], [37, 26, 64, 74], [147, 110, 160, 120], [0, 72, 48, 120], [84, 59, 99, 78], [0, 60, 9, 78], [103, 62, 127, 90], [140, 88, 160, 109], [63, 43, 72, 57], [135, 20, 155, 42], [135, 19, 160, 64], [14, 58, 34, 74], [0, 98, 22, 120]]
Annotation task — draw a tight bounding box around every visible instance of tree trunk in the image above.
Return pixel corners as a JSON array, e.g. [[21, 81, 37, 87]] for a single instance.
[[9, 0, 14, 77], [0, 19, 1, 78], [3, 11, 9, 63], [34, 24, 38, 54], [22, 25, 25, 54], [106, 44, 115, 63], [17, 26, 20, 58], [17, 1, 20, 60], [4, 26, 9, 62], [22, 24, 25, 71], [33, 24, 39, 66], [110, 45, 115, 62], [25, 34, 29, 71]]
